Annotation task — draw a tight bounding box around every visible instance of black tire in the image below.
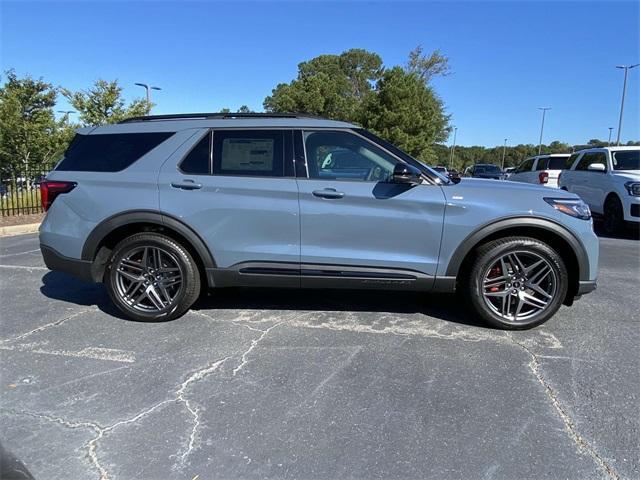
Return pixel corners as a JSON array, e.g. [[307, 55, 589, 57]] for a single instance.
[[603, 195, 624, 235], [106, 233, 201, 322], [466, 236, 568, 330]]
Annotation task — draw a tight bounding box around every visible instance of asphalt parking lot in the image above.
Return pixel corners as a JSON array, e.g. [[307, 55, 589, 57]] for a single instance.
[[0, 231, 638, 480]]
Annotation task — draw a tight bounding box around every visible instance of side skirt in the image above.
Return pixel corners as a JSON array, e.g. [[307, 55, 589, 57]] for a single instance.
[[206, 262, 436, 291]]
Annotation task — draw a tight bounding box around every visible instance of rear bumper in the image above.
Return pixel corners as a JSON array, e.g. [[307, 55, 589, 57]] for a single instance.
[[40, 244, 94, 282]]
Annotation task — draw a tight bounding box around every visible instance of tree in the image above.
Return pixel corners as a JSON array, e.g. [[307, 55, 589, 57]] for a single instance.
[[264, 48, 383, 121], [62, 79, 149, 126], [362, 67, 450, 162], [407, 45, 450, 81], [0, 70, 66, 170]]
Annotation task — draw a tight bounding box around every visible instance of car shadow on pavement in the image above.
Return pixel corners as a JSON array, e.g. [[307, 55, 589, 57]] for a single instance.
[[40, 271, 487, 328], [192, 288, 487, 328], [593, 221, 640, 240]]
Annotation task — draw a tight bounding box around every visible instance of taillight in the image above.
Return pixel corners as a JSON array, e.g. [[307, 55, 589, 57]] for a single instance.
[[41, 181, 76, 211], [538, 172, 549, 184]]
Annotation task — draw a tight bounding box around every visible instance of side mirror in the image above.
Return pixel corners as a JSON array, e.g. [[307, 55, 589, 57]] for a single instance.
[[587, 163, 606, 172], [392, 164, 422, 185]]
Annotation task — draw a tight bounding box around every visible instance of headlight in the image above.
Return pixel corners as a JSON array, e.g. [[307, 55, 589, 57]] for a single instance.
[[624, 181, 640, 196], [544, 198, 591, 220]]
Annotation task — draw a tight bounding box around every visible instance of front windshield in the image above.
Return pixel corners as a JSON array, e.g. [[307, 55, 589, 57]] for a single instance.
[[612, 150, 640, 170]]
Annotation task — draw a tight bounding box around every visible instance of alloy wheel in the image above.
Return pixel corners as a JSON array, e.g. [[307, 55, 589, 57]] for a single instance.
[[481, 251, 557, 323], [114, 246, 184, 312]]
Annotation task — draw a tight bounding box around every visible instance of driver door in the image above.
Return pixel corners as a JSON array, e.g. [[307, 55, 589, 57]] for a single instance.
[[295, 130, 446, 288]]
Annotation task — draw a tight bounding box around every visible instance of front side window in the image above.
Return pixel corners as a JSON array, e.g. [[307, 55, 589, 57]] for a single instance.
[[566, 153, 580, 169], [612, 150, 640, 170], [212, 130, 284, 177], [303, 130, 399, 182], [576, 152, 606, 171], [56, 132, 174, 172]]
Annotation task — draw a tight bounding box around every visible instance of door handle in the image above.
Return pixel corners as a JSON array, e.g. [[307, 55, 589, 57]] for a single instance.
[[312, 188, 345, 199], [171, 180, 202, 190]]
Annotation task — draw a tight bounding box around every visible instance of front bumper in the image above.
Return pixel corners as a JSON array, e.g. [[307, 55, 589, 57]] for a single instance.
[[40, 244, 94, 282], [576, 280, 597, 296]]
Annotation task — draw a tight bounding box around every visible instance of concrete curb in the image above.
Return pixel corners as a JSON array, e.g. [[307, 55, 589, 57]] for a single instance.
[[0, 222, 40, 237]]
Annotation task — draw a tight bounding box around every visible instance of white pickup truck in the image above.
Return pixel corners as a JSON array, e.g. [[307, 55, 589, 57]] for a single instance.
[[558, 146, 640, 234]]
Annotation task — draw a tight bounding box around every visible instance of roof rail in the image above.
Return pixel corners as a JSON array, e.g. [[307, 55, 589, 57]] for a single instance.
[[119, 112, 325, 123]]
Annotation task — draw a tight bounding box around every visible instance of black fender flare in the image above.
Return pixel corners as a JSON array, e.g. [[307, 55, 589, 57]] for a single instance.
[[444, 216, 590, 281], [81, 210, 216, 269]]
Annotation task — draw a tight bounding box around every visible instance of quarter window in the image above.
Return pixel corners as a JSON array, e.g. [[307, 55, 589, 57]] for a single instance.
[[212, 130, 284, 177], [303, 130, 399, 182], [180, 133, 211, 174], [56, 132, 174, 172]]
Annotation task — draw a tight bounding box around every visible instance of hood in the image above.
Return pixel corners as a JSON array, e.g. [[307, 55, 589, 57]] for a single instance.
[[444, 177, 579, 202], [613, 170, 640, 182]]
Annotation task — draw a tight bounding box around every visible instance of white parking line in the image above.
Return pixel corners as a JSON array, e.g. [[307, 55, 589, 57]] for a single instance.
[[0, 249, 41, 258], [0, 264, 48, 271]]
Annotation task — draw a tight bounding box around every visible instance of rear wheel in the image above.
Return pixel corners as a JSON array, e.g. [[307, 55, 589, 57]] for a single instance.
[[466, 237, 568, 329], [106, 233, 201, 322], [603, 195, 624, 235]]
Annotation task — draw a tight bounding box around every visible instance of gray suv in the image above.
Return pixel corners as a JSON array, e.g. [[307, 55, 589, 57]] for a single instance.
[[39, 113, 598, 329]]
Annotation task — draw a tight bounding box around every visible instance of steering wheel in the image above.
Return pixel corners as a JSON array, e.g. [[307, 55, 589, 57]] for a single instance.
[[366, 166, 383, 182]]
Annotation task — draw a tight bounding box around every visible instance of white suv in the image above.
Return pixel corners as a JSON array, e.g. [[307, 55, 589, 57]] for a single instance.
[[558, 146, 640, 234], [509, 154, 570, 188]]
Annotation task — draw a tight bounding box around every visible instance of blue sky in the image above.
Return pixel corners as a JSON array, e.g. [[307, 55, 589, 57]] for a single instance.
[[1, 1, 638, 146]]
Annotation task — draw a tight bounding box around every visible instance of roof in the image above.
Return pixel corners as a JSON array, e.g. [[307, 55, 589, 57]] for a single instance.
[[78, 112, 358, 135], [575, 146, 640, 152]]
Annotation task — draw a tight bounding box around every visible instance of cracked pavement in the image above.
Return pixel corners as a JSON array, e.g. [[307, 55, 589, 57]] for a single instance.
[[0, 233, 638, 479]]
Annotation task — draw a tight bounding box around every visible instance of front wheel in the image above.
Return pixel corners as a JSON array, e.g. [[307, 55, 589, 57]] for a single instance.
[[106, 233, 201, 322], [466, 237, 568, 329], [603, 195, 624, 235]]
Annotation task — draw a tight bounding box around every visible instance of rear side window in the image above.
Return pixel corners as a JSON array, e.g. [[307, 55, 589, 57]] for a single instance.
[[212, 130, 284, 177], [516, 158, 534, 173], [57, 132, 174, 172], [535, 158, 549, 170], [545, 157, 569, 170], [180, 133, 211, 174]]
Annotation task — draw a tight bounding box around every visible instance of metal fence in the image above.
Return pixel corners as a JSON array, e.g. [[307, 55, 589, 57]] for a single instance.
[[0, 163, 56, 216]]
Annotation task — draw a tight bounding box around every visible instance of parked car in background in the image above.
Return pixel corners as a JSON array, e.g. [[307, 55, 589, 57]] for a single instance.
[[509, 154, 571, 188], [432, 165, 460, 182], [40, 112, 598, 329], [503, 167, 516, 179], [463, 163, 505, 180], [558, 146, 640, 234]]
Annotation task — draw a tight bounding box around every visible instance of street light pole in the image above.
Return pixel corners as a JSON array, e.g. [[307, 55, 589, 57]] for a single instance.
[[449, 127, 458, 169], [615, 64, 639, 146], [57, 110, 75, 123], [537, 107, 551, 155], [501, 138, 508, 170], [134, 82, 162, 113], [608, 127, 614, 146]]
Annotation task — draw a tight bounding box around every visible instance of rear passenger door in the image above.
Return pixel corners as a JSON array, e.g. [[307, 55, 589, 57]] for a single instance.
[[158, 129, 300, 285], [295, 129, 446, 287]]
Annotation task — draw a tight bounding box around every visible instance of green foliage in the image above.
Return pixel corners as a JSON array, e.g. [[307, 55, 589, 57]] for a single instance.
[[62, 79, 149, 126], [361, 67, 449, 162], [219, 105, 253, 114], [0, 70, 68, 170], [264, 48, 383, 122], [264, 47, 450, 161]]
